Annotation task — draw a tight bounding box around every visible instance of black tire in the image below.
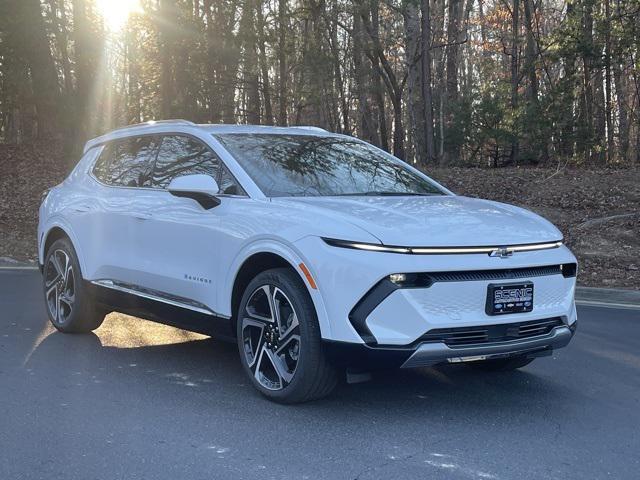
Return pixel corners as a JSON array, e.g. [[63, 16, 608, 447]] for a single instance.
[[43, 237, 105, 333], [236, 268, 338, 403], [468, 355, 535, 371]]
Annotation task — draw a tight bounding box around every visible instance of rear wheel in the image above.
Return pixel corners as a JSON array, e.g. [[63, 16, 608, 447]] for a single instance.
[[43, 237, 105, 333], [468, 355, 534, 371], [237, 268, 337, 403]]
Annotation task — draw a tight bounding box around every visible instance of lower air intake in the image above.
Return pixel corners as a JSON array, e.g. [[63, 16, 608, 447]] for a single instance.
[[418, 318, 564, 347]]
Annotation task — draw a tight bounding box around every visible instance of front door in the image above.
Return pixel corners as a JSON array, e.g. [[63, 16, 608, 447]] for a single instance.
[[128, 134, 245, 315]]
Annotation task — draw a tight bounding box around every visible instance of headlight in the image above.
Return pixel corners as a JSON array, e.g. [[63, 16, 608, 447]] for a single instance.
[[322, 238, 411, 254], [386, 273, 433, 288], [388, 273, 407, 284], [322, 237, 563, 255]]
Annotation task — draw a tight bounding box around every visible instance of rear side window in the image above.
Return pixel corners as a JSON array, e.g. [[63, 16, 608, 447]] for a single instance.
[[152, 135, 243, 194], [93, 136, 159, 187]]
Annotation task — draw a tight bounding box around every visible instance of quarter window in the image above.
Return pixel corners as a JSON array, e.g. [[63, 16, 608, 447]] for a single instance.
[[152, 135, 243, 195]]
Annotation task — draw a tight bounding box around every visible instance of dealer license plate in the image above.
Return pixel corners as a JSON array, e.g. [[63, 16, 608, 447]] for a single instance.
[[486, 282, 534, 315]]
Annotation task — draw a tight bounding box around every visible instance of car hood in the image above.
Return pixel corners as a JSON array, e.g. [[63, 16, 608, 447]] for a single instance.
[[272, 195, 562, 247]]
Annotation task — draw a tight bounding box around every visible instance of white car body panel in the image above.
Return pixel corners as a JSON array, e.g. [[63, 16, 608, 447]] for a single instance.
[[38, 122, 577, 355]]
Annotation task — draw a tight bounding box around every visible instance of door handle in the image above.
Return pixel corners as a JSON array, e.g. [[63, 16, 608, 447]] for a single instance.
[[134, 213, 152, 220], [72, 205, 91, 213]]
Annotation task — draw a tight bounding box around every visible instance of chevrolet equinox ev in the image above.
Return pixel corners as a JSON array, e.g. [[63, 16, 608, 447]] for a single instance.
[[38, 120, 577, 403]]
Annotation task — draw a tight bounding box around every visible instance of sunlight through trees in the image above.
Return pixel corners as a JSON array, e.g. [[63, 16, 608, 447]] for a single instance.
[[0, 0, 639, 166]]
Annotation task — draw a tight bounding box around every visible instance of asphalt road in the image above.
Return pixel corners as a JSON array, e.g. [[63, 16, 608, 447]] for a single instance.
[[1, 270, 639, 480]]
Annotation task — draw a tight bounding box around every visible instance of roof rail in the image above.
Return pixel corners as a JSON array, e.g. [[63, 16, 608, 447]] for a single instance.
[[113, 119, 195, 131], [104, 119, 195, 135], [83, 119, 197, 153], [289, 126, 327, 132]]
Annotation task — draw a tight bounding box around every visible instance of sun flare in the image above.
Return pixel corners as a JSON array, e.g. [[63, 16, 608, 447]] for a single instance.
[[96, 0, 141, 31]]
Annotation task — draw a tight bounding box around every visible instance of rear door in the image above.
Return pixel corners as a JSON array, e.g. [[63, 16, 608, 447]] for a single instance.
[[79, 135, 161, 284]]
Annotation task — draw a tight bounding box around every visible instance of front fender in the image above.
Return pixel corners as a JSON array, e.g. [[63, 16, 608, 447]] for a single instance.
[[221, 237, 332, 340]]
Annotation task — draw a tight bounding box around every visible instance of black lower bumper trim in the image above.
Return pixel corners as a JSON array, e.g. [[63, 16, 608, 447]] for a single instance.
[[323, 340, 414, 370], [401, 326, 573, 368], [323, 324, 576, 370]]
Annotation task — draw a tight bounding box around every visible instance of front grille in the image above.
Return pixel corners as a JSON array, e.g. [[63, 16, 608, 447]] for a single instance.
[[419, 318, 564, 347], [427, 265, 564, 283]]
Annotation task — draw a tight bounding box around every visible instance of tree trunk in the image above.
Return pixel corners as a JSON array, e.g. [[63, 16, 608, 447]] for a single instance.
[[559, 1, 577, 159], [277, 0, 287, 125], [125, 23, 141, 123], [522, 0, 538, 104], [432, 0, 447, 160], [391, 94, 406, 159], [420, 0, 436, 164], [203, 0, 220, 123], [404, 2, 427, 165], [368, 0, 389, 151], [48, 0, 73, 96], [22, 0, 61, 139], [613, 61, 629, 161], [256, 0, 274, 125], [613, 0, 629, 161], [442, 0, 462, 164], [239, 0, 261, 123], [478, 0, 487, 49], [352, 2, 378, 144], [522, 0, 548, 162], [220, 3, 241, 123], [509, 0, 520, 165], [604, 0, 614, 162], [580, 0, 604, 163], [327, 16, 350, 134], [445, 0, 461, 103], [158, 0, 175, 118]]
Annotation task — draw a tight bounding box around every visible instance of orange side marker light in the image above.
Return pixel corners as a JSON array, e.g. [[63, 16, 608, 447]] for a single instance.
[[299, 263, 318, 290]]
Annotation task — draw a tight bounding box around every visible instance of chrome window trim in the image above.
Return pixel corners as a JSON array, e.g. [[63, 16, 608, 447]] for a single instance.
[[88, 169, 248, 199], [322, 238, 564, 255]]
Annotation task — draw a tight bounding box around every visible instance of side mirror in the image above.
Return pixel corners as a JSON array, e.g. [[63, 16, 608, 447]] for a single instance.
[[167, 174, 221, 209]]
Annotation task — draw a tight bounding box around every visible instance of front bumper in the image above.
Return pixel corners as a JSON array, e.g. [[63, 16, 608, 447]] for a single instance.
[[401, 324, 573, 368], [360, 267, 577, 345], [324, 322, 577, 370], [295, 237, 578, 346]]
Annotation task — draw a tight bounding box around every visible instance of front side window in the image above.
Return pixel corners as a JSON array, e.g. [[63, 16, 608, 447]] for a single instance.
[[153, 135, 243, 195], [214, 134, 445, 197], [93, 136, 158, 187]]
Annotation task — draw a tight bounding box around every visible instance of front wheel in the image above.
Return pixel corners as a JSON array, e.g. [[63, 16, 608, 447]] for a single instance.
[[236, 268, 338, 403]]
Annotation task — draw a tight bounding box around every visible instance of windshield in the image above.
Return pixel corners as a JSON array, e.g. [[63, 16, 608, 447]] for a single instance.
[[214, 133, 446, 197]]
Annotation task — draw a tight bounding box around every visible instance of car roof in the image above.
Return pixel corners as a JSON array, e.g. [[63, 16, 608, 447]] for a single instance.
[[83, 121, 332, 154]]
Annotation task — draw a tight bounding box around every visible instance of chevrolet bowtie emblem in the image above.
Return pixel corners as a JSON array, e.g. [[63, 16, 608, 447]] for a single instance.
[[490, 247, 514, 258]]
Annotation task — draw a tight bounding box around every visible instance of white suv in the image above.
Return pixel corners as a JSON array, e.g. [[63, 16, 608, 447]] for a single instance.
[[38, 120, 578, 403]]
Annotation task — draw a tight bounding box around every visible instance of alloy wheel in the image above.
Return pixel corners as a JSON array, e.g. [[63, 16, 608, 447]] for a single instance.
[[241, 285, 301, 390], [45, 249, 75, 325]]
